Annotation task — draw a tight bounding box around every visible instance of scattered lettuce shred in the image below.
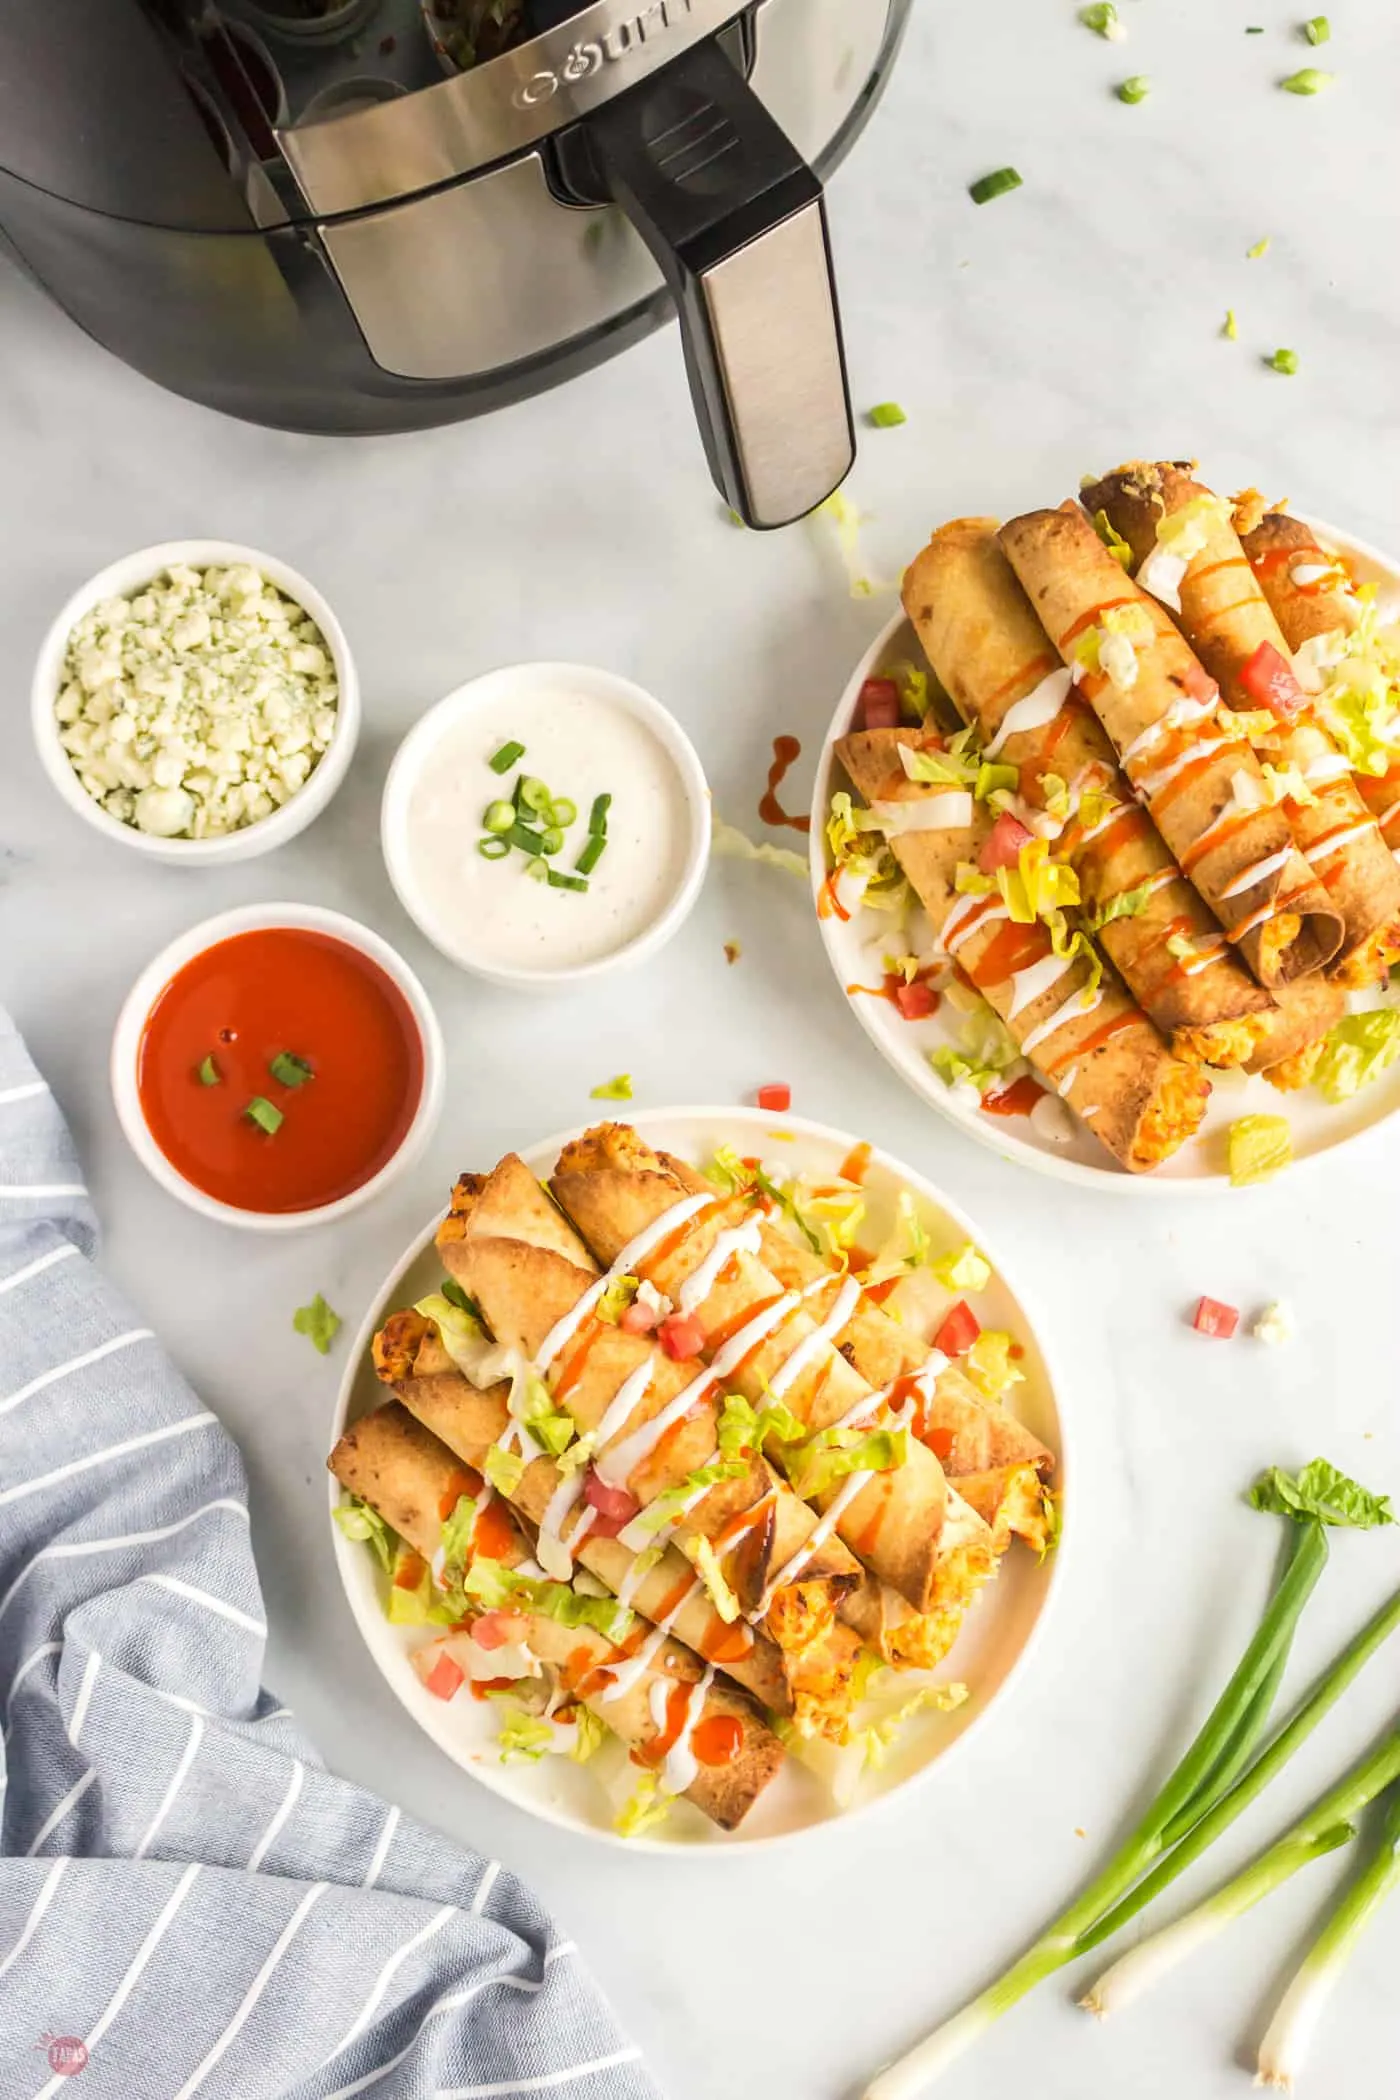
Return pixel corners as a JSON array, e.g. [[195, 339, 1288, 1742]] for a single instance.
[[1228, 1113, 1293, 1187], [711, 812, 809, 878], [1312, 1009, 1400, 1103], [1084, 879, 1155, 931], [966, 1331, 1023, 1401], [930, 1005, 1023, 1099], [483, 1441, 527, 1496], [1250, 1460, 1394, 1530], [438, 1492, 479, 1587], [787, 1423, 909, 1501], [816, 489, 886, 599], [386, 1546, 459, 1628], [931, 1242, 992, 1292], [590, 1074, 633, 1102], [1092, 508, 1133, 569], [597, 1275, 640, 1324], [616, 1770, 673, 1838], [627, 1461, 741, 1537], [686, 1536, 741, 1623], [889, 660, 931, 723], [497, 1706, 556, 1763], [333, 1495, 394, 1574], [463, 1557, 633, 1644], [512, 1369, 577, 1459], [293, 1293, 341, 1356], [1311, 592, 1400, 774], [857, 1683, 969, 1773], [718, 1393, 806, 1462], [825, 791, 914, 918]]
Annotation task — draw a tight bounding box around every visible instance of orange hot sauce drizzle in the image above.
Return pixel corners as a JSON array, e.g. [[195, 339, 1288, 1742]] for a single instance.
[[692, 1713, 745, 1767], [969, 919, 1051, 987], [1181, 803, 1259, 874], [759, 736, 812, 834], [840, 1141, 873, 1185], [981, 1074, 1045, 1118], [439, 1468, 481, 1521], [473, 1497, 520, 1562]]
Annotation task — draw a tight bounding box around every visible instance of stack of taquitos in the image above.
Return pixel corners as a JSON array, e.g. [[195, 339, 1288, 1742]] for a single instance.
[[329, 1401, 783, 1830]]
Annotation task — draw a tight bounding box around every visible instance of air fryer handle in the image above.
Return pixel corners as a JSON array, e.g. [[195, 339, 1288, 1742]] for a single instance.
[[582, 37, 855, 531]]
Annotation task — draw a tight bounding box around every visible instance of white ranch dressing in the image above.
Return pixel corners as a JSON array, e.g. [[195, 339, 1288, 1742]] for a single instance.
[[1132, 735, 1230, 802], [1007, 949, 1075, 1021], [1174, 935, 1229, 976], [1056, 1062, 1080, 1098], [598, 1576, 701, 1704], [1075, 799, 1128, 849], [1290, 561, 1334, 587], [1137, 548, 1188, 612], [873, 791, 976, 833], [1120, 690, 1218, 772], [1219, 847, 1293, 900], [1306, 819, 1378, 865], [676, 1218, 763, 1316], [617, 1480, 709, 1565], [943, 894, 1010, 957], [649, 1666, 716, 1796], [533, 1191, 713, 1370], [403, 686, 692, 974], [592, 1360, 656, 1450], [536, 1471, 586, 1582], [1304, 750, 1354, 788], [982, 667, 1074, 758], [1030, 1093, 1077, 1145], [764, 1274, 864, 1401], [1139, 865, 1183, 899], [756, 1472, 871, 1611], [1020, 984, 1103, 1060]]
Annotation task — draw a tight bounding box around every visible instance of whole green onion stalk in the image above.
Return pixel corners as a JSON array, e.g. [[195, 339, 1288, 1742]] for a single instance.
[[1083, 1728, 1400, 2018], [1256, 1784, 1400, 2090]]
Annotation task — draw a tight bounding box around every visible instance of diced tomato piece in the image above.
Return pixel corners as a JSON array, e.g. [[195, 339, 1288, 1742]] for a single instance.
[[658, 1311, 706, 1361], [859, 677, 900, 730], [620, 1300, 660, 1335], [470, 1609, 530, 1652], [1238, 641, 1305, 718], [756, 1082, 791, 1112], [1192, 1295, 1240, 1340], [584, 1469, 642, 1525], [1182, 661, 1220, 707], [422, 1650, 465, 1701], [934, 1300, 981, 1357], [894, 979, 939, 1021], [978, 812, 1034, 873]]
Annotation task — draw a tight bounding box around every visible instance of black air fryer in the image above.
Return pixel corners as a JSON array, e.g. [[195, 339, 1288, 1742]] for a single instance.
[[0, 0, 911, 526]]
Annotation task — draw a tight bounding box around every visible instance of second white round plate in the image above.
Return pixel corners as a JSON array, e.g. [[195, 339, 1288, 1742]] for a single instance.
[[329, 1107, 1067, 1852]]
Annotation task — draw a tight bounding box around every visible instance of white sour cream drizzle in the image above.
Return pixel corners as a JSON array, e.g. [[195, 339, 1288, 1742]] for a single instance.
[[756, 1473, 871, 1611], [873, 791, 976, 833], [1030, 1093, 1077, 1145], [1007, 949, 1075, 1021], [1230, 895, 1283, 940], [1075, 799, 1128, 849], [1133, 735, 1230, 803], [983, 667, 1074, 758], [617, 1481, 709, 1566], [1290, 561, 1334, 587], [764, 1274, 864, 1401], [1020, 984, 1103, 1060], [1119, 690, 1219, 773], [1306, 819, 1378, 865], [593, 1359, 657, 1450], [1219, 847, 1294, 901], [1304, 750, 1354, 788], [533, 1191, 714, 1371], [649, 1665, 716, 1796], [536, 1470, 586, 1580], [677, 1218, 763, 1316], [1056, 1062, 1079, 1097], [598, 1576, 701, 1704], [1139, 865, 1183, 899], [943, 894, 1010, 956], [1137, 548, 1188, 613], [1174, 935, 1229, 976]]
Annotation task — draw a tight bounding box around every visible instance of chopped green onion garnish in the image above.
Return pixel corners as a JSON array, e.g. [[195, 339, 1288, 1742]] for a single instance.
[[868, 402, 908, 428], [588, 793, 612, 836], [1116, 74, 1149, 102], [1280, 65, 1333, 91], [547, 870, 589, 892], [1246, 22, 1264, 30], [269, 1052, 314, 1089], [575, 833, 607, 876], [525, 858, 549, 882], [441, 1279, 477, 1316], [1078, 2, 1122, 37], [293, 1291, 341, 1355], [548, 797, 578, 829], [506, 822, 547, 857], [245, 1096, 283, 1136], [483, 799, 515, 834], [1302, 16, 1330, 43], [969, 167, 1022, 205], [1269, 347, 1301, 374], [518, 777, 552, 816], [488, 740, 525, 775], [1248, 235, 1272, 258], [1222, 309, 1239, 340], [540, 826, 565, 856], [590, 1074, 633, 1101], [197, 1055, 220, 1087], [478, 835, 510, 860]]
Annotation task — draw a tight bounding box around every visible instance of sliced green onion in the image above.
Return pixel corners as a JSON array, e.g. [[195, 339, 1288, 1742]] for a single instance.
[[969, 167, 1022, 206], [1222, 309, 1239, 340], [197, 1055, 221, 1087], [1078, 2, 1122, 36], [518, 776, 552, 816], [1246, 22, 1264, 29], [1302, 14, 1330, 42], [1269, 346, 1301, 374], [540, 826, 565, 856], [478, 835, 510, 860], [868, 402, 908, 429], [488, 740, 525, 775], [588, 793, 612, 835], [245, 1096, 283, 1136], [506, 822, 547, 857], [547, 869, 589, 892], [1247, 235, 1271, 257], [1281, 65, 1333, 91], [547, 797, 578, 829], [269, 1052, 314, 1089], [575, 833, 607, 877], [525, 858, 549, 882], [1116, 74, 1149, 102], [483, 799, 515, 834]]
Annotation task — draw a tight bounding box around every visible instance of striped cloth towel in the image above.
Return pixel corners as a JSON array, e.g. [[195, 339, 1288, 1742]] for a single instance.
[[0, 1007, 660, 2100]]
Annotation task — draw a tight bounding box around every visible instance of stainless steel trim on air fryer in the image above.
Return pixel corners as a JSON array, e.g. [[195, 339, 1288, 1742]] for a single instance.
[[281, 0, 752, 218], [319, 156, 665, 380], [698, 204, 853, 528]]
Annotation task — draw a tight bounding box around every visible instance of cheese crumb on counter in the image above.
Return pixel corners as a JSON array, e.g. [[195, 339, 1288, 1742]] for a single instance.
[[1251, 1300, 1294, 1347], [54, 562, 338, 839]]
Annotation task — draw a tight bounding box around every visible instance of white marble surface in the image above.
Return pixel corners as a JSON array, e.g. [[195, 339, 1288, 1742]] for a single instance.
[[4, 3, 1400, 2095]]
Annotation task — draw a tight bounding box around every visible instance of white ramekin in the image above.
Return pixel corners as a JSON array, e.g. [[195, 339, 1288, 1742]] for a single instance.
[[380, 661, 711, 993], [244, 0, 378, 46], [111, 902, 444, 1233], [32, 539, 361, 866]]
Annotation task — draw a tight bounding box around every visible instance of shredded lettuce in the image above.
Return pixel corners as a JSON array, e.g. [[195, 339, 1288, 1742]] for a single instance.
[[850, 1648, 888, 1704], [816, 489, 884, 599], [1155, 492, 1230, 562], [859, 1682, 969, 1773], [930, 1005, 1023, 1099], [825, 791, 913, 918], [1228, 1113, 1293, 1187], [416, 1293, 522, 1392], [1092, 509, 1133, 569], [787, 1174, 868, 1259], [512, 1369, 577, 1459], [1084, 879, 1155, 931], [787, 1423, 909, 1500], [597, 1275, 639, 1325], [438, 1492, 479, 1586], [966, 1330, 1023, 1401], [333, 1495, 395, 1574], [888, 660, 931, 723], [556, 1431, 598, 1477], [931, 1243, 992, 1292], [862, 1189, 931, 1284], [570, 1705, 608, 1763], [386, 1547, 459, 1628], [497, 1706, 556, 1763], [1312, 1009, 1400, 1103], [483, 1442, 527, 1496], [1250, 1460, 1394, 1530], [625, 1463, 743, 1537], [1259, 762, 1316, 809], [1311, 595, 1400, 774], [462, 1557, 634, 1644], [686, 1536, 741, 1622], [590, 1074, 633, 1102], [717, 1393, 806, 1461], [711, 812, 809, 878], [900, 745, 976, 789], [616, 1769, 673, 1837], [440, 1278, 478, 1317]]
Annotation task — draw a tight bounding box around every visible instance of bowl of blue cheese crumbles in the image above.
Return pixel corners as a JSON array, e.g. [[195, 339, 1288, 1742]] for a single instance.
[[31, 539, 360, 862]]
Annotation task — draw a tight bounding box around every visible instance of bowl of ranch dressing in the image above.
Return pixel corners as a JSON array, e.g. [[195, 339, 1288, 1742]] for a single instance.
[[381, 662, 710, 989]]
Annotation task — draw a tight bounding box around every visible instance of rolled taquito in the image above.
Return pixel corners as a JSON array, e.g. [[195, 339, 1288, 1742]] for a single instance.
[[902, 518, 1273, 1067], [330, 1402, 782, 1831], [1240, 506, 1400, 982], [1242, 974, 1347, 1087], [436, 1156, 865, 1740], [546, 1122, 996, 1622], [373, 1308, 794, 1716], [838, 724, 1209, 1171], [1086, 464, 1400, 986]]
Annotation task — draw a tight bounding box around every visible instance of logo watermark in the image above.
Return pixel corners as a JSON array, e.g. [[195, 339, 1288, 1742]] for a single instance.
[[36, 2035, 88, 2078]]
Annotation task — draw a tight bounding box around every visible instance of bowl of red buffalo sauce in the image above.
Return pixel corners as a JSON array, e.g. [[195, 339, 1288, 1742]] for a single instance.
[[112, 903, 444, 1230]]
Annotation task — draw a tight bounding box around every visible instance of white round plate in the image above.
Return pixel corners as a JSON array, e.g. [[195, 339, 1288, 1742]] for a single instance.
[[811, 516, 1400, 1193], [329, 1107, 1067, 1852]]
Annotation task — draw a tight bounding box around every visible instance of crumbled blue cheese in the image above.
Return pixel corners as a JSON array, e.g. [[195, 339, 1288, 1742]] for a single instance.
[[54, 562, 338, 838]]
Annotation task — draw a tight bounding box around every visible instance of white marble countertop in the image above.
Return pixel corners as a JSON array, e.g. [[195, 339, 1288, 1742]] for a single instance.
[[4, 3, 1400, 2095]]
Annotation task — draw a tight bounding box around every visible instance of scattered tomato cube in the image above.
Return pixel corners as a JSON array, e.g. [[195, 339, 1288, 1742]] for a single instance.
[[1192, 1296, 1240, 1340], [979, 811, 1034, 873], [1238, 641, 1304, 717], [422, 1650, 465, 1701], [756, 1082, 792, 1112], [894, 980, 939, 1021], [934, 1300, 981, 1356], [858, 677, 901, 730], [620, 1300, 660, 1335], [658, 1311, 706, 1361]]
